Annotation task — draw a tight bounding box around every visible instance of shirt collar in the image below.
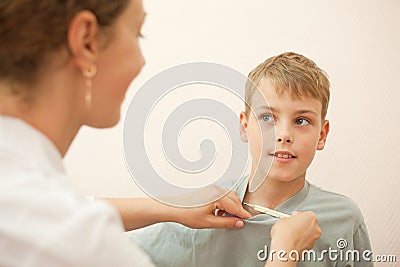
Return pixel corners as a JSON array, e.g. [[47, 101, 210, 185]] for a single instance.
[[234, 174, 310, 215], [275, 180, 310, 214], [0, 115, 65, 175]]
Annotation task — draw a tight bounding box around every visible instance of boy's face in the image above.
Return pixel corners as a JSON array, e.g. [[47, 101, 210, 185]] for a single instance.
[[240, 78, 329, 183]]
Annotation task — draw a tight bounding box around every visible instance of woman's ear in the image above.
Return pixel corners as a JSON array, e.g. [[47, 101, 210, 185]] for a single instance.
[[67, 10, 100, 72], [317, 120, 330, 150], [239, 112, 249, 142]]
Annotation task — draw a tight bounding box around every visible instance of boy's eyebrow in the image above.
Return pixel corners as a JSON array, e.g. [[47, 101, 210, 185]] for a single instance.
[[294, 109, 318, 116], [254, 106, 318, 116], [254, 106, 276, 112]]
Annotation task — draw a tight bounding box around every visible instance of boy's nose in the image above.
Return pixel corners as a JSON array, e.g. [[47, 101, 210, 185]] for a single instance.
[[276, 136, 293, 144]]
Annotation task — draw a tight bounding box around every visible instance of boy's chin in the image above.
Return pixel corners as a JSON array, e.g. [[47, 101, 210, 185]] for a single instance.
[[267, 171, 305, 183]]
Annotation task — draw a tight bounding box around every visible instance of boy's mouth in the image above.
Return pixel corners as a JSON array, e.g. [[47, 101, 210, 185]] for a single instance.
[[269, 151, 297, 159]]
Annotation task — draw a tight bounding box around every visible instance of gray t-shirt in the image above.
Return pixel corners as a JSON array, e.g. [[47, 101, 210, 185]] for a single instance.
[[129, 176, 373, 267]]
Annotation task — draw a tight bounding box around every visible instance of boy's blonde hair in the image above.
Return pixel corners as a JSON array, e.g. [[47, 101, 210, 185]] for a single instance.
[[246, 52, 330, 119]]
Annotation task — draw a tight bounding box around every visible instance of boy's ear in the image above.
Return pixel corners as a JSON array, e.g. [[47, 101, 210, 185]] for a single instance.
[[317, 120, 330, 150], [239, 112, 249, 142]]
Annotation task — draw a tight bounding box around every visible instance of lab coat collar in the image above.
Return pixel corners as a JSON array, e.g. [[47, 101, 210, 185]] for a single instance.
[[0, 115, 65, 175]]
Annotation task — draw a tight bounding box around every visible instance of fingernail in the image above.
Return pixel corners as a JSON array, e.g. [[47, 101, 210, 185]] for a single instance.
[[235, 220, 244, 228]]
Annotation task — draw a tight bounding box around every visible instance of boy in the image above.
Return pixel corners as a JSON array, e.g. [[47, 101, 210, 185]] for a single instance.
[[129, 52, 372, 266]]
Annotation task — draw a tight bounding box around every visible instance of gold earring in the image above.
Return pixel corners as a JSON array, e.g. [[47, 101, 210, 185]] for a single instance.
[[82, 65, 97, 108]]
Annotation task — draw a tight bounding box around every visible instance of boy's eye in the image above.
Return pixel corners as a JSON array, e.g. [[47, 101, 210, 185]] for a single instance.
[[262, 114, 274, 123], [295, 118, 310, 126]]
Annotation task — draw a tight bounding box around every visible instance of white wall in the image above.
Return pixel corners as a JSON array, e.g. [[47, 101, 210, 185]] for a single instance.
[[65, 0, 400, 265]]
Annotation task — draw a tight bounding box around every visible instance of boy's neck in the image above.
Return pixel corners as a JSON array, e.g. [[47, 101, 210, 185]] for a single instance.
[[243, 173, 306, 212]]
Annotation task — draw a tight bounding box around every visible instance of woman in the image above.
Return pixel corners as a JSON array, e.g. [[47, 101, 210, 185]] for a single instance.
[[0, 0, 320, 266]]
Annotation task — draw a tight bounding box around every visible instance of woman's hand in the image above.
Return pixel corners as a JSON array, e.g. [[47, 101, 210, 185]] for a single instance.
[[106, 190, 251, 230], [171, 190, 252, 229]]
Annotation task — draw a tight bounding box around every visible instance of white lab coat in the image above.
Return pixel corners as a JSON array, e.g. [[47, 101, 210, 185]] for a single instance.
[[0, 115, 154, 267]]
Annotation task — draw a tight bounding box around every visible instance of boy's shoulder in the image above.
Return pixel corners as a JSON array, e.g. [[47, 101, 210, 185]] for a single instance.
[[308, 182, 357, 201], [302, 181, 365, 227]]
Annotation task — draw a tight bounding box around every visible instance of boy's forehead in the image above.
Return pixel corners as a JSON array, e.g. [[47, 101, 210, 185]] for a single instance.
[[249, 82, 322, 116], [247, 83, 271, 110]]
